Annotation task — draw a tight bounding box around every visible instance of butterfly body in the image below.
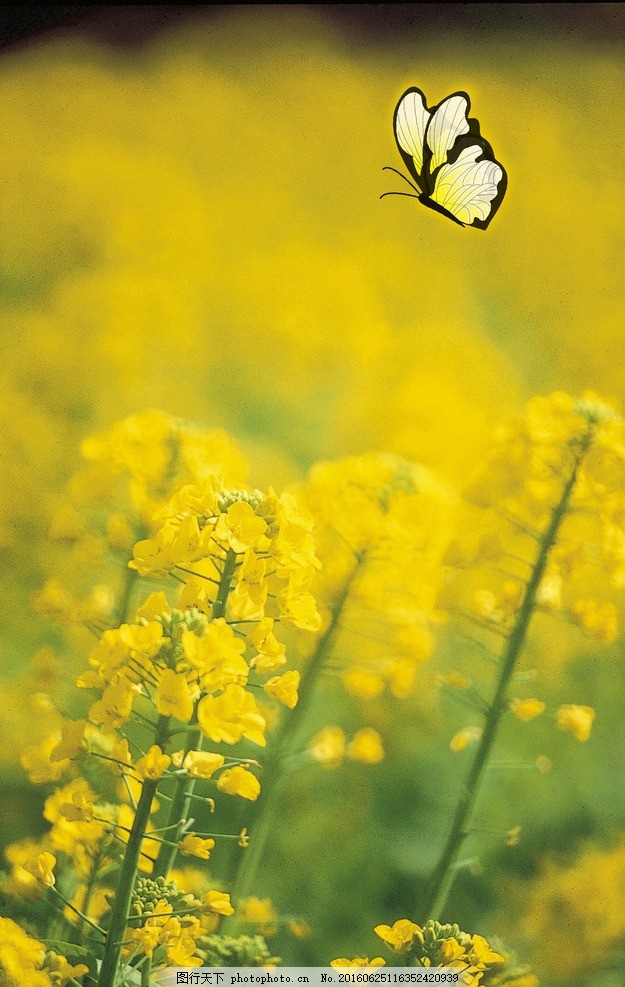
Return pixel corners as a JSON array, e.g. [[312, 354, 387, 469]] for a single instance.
[[384, 86, 507, 229]]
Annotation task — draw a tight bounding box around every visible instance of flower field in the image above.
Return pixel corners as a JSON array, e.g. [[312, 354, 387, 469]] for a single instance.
[[1, 7, 625, 986]]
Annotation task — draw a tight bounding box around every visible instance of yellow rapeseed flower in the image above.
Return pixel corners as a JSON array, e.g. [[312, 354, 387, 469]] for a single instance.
[[308, 726, 346, 769], [469, 934, 504, 965], [570, 599, 618, 643], [135, 746, 172, 781], [20, 733, 67, 785], [59, 785, 95, 823], [449, 727, 483, 752], [247, 618, 287, 672], [50, 719, 87, 762], [3, 839, 49, 899], [216, 765, 261, 801], [22, 851, 57, 888], [263, 670, 300, 708], [556, 704, 595, 741], [88, 682, 136, 733], [182, 751, 225, 779], [215, 501, 268, 554], [347, 728, 385, 764], [178, 834, 216, 860], [374, 919, 422, 952], [156, 669, 195, 723], [509, 698, 546, 722], [44, 951, 89, 986], [0, 917, 51, 987], [44, 779, 107, 860], [135, 592, 171, 622], [182, 620, 248, 692], [124, 925, 161, 959], [200, 890, 235, 916], [238, 896, 279, 936], [197, 684, 266, 747], [107, 737, 133, 776]]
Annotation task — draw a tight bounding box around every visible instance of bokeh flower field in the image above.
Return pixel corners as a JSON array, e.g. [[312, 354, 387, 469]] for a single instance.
[[1, 6, 625, 985]]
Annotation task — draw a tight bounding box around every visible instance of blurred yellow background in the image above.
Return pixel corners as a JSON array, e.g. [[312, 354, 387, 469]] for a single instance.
[[3, 7, 623, 636], [3, 7, 624, 565]]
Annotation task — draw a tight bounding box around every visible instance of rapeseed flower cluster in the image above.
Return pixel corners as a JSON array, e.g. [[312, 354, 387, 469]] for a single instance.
[[498, 834, 625, 983], [10, 394, 619, 985], [4, 412, 328, 987], [0, 913, 89, 987], [416, 394, 625, 927], [375, 918, 504, 981], [129, 480, 320, 634], [334, 919, 536, 985], [16, 412, 255, 793], [218, 452, 452, 919], [439, 392, 625, 748], [298, 453, 451, 702], [0, 916, 53, 987], [34, 410, 249, 633], [335, 394, 620, 981], [82, 479, 319, 982], [448, 392, 625, 618]]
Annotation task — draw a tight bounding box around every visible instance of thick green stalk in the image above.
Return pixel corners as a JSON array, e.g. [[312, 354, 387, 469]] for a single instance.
[[221, 552, 366, 931], [98, 715, 170, 987], [420, 432, 591, 922], [152, 548, 237, 879], [150, 728, 202, 879], [140, 957, 152, 987]]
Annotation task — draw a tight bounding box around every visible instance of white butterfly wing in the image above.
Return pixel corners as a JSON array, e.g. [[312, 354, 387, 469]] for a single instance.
[[426, 94, 471, 173], [394, 88, 430, 177], [430, 144, 504, 226]]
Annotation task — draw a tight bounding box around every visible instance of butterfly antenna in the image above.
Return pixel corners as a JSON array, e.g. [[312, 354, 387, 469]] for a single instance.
[[382, 166, 420, 193], [380, 190, 420, 200]]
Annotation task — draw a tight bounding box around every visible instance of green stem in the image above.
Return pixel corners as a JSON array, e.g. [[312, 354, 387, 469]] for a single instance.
[[98, 715, 170, 987], [75, 841, 107, 945], [221, 551, 366, 931], [115, 564, 139, 627], [140, 955, 152, 987], [420, 431, 592, 922], [150, 728, 202, 879], [151, 549, 237, 879], [48, 886, 105, 938]]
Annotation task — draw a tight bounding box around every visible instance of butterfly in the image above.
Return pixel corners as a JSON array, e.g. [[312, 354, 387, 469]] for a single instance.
[[382, 87, 507, 229]]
